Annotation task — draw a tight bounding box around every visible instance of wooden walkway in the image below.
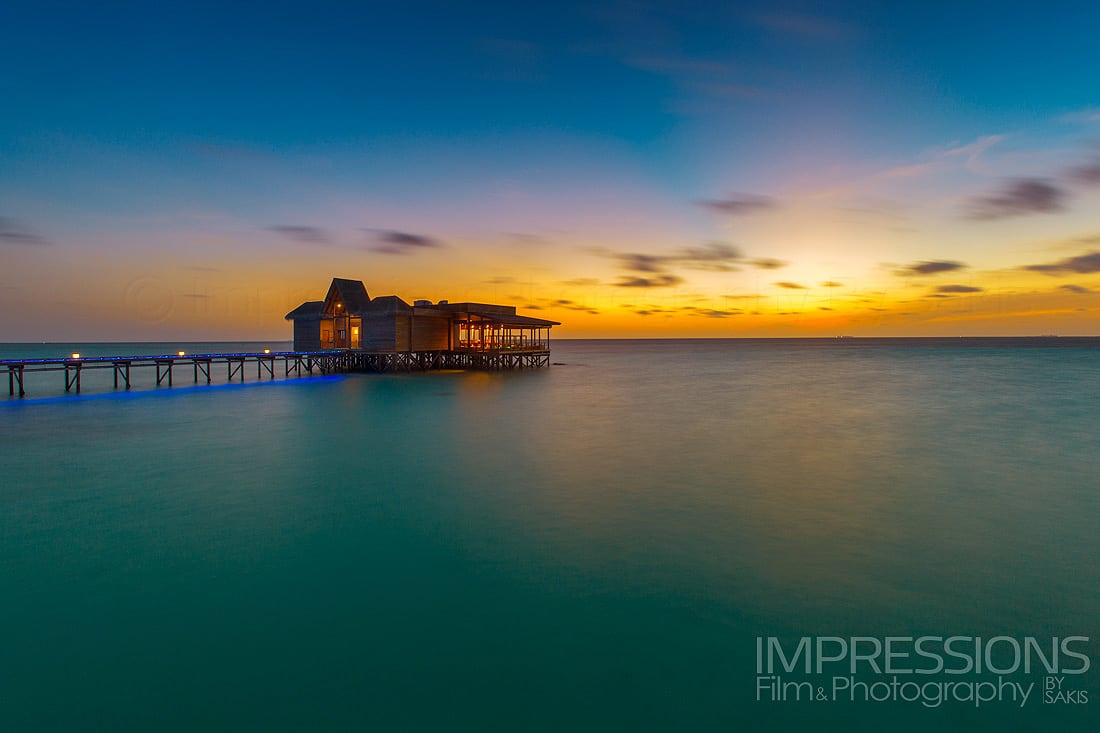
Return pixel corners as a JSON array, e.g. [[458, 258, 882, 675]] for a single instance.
[[2, 349, 551, 397]]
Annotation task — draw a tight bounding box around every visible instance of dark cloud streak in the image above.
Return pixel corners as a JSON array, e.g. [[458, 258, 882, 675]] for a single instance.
[[1025, 251, 1100, 275], [368, 229, 443, 255], [964, 179, 1066, 220], [697, 193, 776, 216], [0, 216, 49, 246], [615, 241, 762, 271], [750, 258, 787, 270], [604, 241, 783, 287], [678, 241, 743, 271], [617, 252, 669, 273], [899, 260, 967, 276], [1066, 160, 1100, 186], [268, 225, 330, 244], [614, 274, 684, 288]]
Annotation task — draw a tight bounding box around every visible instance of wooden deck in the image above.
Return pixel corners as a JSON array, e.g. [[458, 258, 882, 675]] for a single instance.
[[2, 348, 550, 397]]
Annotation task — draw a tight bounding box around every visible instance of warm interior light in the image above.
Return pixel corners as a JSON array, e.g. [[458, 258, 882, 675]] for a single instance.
[[71, 353, 81, 359], [263, 348, 271, 354], [178, 351, 186, 357]]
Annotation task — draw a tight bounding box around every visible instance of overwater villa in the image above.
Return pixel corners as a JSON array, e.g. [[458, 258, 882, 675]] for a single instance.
[[285, 278, 559, 369], [1, 277, 559, 397]]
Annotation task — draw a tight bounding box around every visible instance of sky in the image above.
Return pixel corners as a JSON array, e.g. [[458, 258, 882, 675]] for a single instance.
[[3, 0, 1100, 340]]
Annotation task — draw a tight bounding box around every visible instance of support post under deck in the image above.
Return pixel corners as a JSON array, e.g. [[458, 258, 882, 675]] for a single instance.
[[193, 359, 211, 384], [156, 360, 173, 386], [113, 361, 131, 389], [8, 365, 26, 397], [64, 362, 82, 392]]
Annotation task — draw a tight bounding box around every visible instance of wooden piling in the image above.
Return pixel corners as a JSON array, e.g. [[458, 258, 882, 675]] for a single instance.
[[2, 346, 551, 397]]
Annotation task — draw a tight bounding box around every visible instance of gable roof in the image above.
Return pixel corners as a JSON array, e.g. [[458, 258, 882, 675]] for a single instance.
[[323, 278, 371, 314], [288, 279, 562, 329], [366, 294, 414, 314], [285, 301, 325, 320]]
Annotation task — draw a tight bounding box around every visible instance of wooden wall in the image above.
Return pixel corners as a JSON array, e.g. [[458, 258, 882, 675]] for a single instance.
[[293, 320, 321, 351], [411, 315, 450, 351], [307, 311, 455, 352], [395, 316, 411, 352], [361, 317, 397, 352]]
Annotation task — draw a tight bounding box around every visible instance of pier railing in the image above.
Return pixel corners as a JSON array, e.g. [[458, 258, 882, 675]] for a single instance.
[[2, 348, 550, 397]]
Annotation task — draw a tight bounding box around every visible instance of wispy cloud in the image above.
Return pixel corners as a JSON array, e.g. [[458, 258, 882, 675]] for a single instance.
[[602, 241, 783, 288], [936, 284, 984, 293], [0, 216, 49, 246], [814, 135, 1005, 201], [617, 252, 671, 273], [749, 258, 787, 270], [679, 305, 743, 318], [613, 241, 745, 276], [614, 274, 684, 288], [548, 298, 600, 314], [368, 229, 442, 255], [1025, 251, 1100, 275], [677, 241, 745, 271], [878, 135, 1005, 180], [697, 193, 776, 216], [1060, 284, 1095, 294], [1066, 159, 1100, 186], [268, 225, 330, 245], [964, 178, 1067, 220], [940, 135, 1005, 172], [774, 281, 807, 289], [898, 260, 967, 276], [821, 280, 844, 287]]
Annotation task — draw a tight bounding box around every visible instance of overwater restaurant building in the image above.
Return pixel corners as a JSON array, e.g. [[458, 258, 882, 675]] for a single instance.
[[285, 278, 559, 353]]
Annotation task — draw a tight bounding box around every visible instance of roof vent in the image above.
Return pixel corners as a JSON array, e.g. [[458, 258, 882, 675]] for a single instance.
[[413, 299, 432, 307], [437, 300, 448, 305]]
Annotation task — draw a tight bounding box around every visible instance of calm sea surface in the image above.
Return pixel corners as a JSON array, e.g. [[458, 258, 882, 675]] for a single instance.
[[2, 339, 1098, 731]]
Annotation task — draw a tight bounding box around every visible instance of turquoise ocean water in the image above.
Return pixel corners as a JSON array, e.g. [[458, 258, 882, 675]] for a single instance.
[[1, 339, 1098, 731]]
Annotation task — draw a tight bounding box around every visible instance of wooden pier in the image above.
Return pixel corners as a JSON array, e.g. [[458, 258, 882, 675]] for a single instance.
[[2, 348, 551, 397]]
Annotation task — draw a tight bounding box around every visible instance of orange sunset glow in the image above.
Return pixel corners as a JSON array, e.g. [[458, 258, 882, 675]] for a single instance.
[[4, 4, 1100, 341]]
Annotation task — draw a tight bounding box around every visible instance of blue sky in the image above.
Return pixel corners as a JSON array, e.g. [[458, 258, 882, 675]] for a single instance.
[[3, 1, 1100, 338]]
